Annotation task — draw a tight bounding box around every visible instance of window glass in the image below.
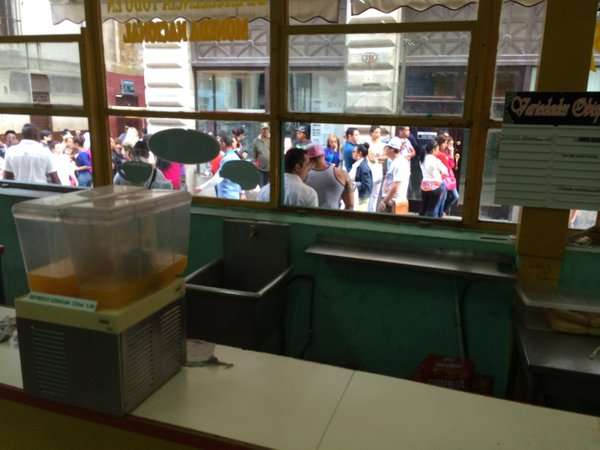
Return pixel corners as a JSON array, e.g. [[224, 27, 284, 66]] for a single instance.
[[0, 42, 83, 106], [280, 122, 468, 219], [288, 32, 471, 115], [1, 115, 90, 188], [196, 71, 266, 112], [109, 116, 269, 201], [482, 5, 599, 226], [102, 6, 270, 112], [570, 11, 600, 230], [478, 129, 599, 228], [0, 0, 82, 36], [478, 129, 519, 223], [490, 1, 546, 119], [288, 0, 477, 25]]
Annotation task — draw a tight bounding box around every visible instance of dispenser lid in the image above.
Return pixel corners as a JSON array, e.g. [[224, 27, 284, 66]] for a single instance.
[[12, 186, 144, 220], [63, 189, 191, 223]]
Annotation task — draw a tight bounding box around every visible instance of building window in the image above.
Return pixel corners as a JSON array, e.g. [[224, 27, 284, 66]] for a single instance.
[[490, 1, 546, 120], [288, 32, 471, 116], [195, 71, 266, 112]]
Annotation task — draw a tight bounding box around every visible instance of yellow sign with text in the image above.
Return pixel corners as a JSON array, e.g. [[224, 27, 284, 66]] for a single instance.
[[122, 18, 249, 43], [108, 0, 267, 14]]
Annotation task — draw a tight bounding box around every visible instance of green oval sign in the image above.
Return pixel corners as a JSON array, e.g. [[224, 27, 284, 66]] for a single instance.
[[149, 128, 219, 164], [118, 161, 153, 184], [221, 160, 261, 190]]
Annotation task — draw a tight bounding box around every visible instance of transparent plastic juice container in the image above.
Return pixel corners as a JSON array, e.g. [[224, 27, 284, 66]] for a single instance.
[[62, 189, 191, 309], [12, 186, 144, 297]]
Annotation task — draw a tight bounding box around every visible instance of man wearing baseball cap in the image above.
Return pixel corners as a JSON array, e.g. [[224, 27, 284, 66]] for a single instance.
[[379, 136, 411, 214], [294, 125, 311, 149], [305, 143, 354, 210]]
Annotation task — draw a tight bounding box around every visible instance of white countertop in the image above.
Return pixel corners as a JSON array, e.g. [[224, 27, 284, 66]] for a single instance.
[[2, 305, 599, 450], [320, 371, 600, 450], [134, 346, 353, 450]]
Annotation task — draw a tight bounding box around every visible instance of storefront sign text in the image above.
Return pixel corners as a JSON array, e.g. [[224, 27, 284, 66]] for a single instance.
[[108, 0, 267, 13], [122, 18, 249, 43], [505, 92, 600, 125]]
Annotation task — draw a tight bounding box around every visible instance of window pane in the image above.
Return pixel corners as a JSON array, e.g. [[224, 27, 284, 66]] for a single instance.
[[482, 6, 599, 226], [288, 0, 477, 25], [109, 116, 269, 201], [196, 71, 266, 112], [0, 42, 83, 106], [478, 129, 519, 223], [1, 115, 91, 188], [569, 20, 600, 230], [480, 130, 600, 227], [0, 0, 82, 36], [289, 32, 471, 115], [280, 122, 468, 219], [569, 211, 598, 230], [103, 13, 270, 112], [490, 1, 546, 119]]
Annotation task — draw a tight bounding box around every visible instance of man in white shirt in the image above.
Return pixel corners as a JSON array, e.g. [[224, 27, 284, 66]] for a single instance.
[[258, 147, 318, 207], [3, 124, 60, 185], [379, 136, 411, 214]]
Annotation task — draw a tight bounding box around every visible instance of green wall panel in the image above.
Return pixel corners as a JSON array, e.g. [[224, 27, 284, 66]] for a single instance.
[[3, 192, 597, 399]]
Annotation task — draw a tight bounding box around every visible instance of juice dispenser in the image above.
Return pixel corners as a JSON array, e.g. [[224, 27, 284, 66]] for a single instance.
[[62, 189, 191, 309], [12, 186, 143, 298]]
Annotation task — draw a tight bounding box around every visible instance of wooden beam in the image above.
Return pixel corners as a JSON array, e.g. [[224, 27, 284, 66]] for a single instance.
[[516, 0, 598, 286], [286, 21, 476, 36], [82, 1, 112, 187], [107, 108, 271, 123], [462, 0, 502, 227]]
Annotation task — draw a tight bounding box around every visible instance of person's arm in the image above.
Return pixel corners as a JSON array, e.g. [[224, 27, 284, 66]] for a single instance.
[[46, 154, 59, 183], [48, 172, 61, 185], [306, 189, 319, 208], [382, 182, 399, 207], [74, 153, 91, 171], [364, 163, 373, 195], [336, 168, 354, 210], [447, 148, 456, 169], [354, 165, 362, 190], [436, 158, 449, 176], [196, 170, 223, 192], [356, 163, 371, 194], [253, 140, 261, 161]]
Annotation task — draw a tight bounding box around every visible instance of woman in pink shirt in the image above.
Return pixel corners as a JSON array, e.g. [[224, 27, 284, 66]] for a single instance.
[[157, 159, 182, 190], [434, 136, 458, 217]]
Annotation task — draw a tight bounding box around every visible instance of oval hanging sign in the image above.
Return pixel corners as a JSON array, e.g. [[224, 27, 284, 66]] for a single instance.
[[118, 160, 154, 185], [221, 160, 261, 190], [149, 128, 220, 164]]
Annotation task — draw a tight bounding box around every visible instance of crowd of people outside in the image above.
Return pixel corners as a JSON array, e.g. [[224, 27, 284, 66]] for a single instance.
[[258, 124, 462, 218], [0, 124, 93, 187], [0, 121, 463, 219], [2, 122, 596, 227]]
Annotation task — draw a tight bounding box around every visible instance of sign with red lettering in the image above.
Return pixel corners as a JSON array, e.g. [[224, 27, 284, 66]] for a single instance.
[[496, 92, 600, 210], [505, 92, 600, 126]]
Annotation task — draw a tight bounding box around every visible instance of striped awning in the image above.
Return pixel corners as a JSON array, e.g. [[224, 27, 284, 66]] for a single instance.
[[50, 0, 340, 24], [350, 0, 545, 15], [50, 0, 546, 25]]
